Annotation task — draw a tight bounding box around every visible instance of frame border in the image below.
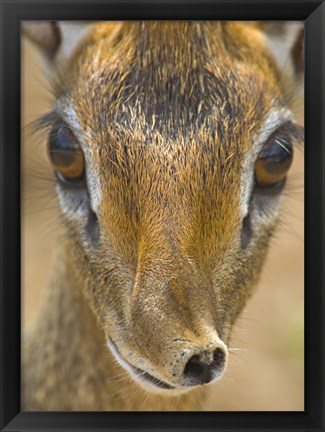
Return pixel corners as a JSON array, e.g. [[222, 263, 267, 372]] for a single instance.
[[1, 0, 324, 431]]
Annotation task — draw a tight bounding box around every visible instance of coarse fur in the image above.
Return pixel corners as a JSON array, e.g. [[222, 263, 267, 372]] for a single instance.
[[22, 21, 304, 411]]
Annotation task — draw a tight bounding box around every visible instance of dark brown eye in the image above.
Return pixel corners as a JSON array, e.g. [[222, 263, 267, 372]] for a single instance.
[[255, 123, 294, 188], [48, 124, 85, 184]]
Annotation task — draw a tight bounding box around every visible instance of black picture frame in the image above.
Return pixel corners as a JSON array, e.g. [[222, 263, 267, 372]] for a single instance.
[[1, 0, 324, 431]]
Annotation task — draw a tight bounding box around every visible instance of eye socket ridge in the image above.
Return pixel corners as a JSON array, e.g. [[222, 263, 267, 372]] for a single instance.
[[254, 121, 302, 190], [48, 122, 86, 186]]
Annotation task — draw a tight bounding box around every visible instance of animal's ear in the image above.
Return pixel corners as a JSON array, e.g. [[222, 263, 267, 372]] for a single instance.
[[260, 21, 304, 80], [22, 21, 92, 62]]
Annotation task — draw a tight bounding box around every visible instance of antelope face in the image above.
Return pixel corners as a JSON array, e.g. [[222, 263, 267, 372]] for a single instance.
[[40, 22, 303, 393]]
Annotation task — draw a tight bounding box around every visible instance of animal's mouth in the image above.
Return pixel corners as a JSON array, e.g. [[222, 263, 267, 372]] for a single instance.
[[108, 339, 176, 390]]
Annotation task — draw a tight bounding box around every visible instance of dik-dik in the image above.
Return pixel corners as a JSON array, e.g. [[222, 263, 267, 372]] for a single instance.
[[22, 21, 304, 411]]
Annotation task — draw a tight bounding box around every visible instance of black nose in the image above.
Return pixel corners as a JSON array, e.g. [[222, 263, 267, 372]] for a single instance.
[[183, 348, 226, 386]]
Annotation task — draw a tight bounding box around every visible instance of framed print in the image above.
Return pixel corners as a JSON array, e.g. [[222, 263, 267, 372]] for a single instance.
[[0, 0, 324, 431]]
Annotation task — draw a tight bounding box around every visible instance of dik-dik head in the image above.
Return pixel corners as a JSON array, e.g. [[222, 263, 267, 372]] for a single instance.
[[24, 21, 303, 393]]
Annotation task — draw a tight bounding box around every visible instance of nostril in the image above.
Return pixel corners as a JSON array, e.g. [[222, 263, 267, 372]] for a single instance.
[[184, 354, 212, 386], [183, 347, 227, 387], [213, 348, 226, 372]]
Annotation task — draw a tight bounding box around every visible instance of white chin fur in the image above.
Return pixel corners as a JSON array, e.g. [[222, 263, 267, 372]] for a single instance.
[[107, 340, 193, 395]]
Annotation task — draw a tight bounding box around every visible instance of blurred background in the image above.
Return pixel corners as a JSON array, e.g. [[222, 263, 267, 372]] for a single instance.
[[21, 34, 304, 411]]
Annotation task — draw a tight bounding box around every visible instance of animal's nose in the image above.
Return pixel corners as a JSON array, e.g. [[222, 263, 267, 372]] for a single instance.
[[183, 347, 227, 386]]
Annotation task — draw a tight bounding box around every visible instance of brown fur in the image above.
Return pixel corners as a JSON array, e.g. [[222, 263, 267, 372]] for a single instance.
[[22, 21, 303, 410]]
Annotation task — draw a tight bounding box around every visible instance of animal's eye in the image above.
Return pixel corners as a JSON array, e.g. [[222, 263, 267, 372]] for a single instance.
[[48, 124, 85, 185], [255, 122, 294, 189]]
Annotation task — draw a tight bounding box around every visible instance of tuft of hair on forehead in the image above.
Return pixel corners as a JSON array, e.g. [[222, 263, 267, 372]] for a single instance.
[[61, 21, 281, 148]]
